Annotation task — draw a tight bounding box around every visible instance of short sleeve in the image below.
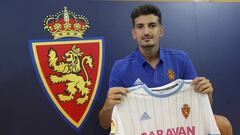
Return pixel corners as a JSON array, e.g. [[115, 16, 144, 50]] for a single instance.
[[182, 52, 197, 79], [109, 61, 123, 88]]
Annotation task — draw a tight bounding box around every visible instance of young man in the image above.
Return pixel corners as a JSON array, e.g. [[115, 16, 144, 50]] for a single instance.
[[99, 4, 232, 135]]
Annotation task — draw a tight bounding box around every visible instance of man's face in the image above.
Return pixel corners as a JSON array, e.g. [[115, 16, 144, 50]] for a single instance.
[[132, 14, 164, 50]]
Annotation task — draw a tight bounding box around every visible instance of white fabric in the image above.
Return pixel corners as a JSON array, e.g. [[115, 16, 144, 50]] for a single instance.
[[111, 79, 220, 135]]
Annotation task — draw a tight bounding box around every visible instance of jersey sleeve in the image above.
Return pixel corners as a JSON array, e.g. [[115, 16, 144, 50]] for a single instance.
[[202, 95, 221, 135]]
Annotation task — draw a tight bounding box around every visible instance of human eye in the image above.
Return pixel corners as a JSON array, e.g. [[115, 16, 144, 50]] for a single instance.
[[135, 24, 143, 29], [149, 23, 157, 28]]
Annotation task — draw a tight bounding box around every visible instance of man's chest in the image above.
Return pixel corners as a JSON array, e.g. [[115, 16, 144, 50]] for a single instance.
[[120, 65, 181, 87]]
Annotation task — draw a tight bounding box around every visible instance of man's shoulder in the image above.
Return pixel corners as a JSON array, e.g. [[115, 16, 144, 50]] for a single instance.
[[113, 52, 137, 66], [161, 48, 187, 56]]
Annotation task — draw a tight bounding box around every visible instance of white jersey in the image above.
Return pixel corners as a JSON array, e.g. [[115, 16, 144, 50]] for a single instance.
[[111, 79, 220, 135]]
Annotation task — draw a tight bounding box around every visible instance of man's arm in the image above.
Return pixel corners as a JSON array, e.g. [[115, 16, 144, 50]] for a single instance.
[[192, 77, 213, 104], [98, 87, 128, 129]]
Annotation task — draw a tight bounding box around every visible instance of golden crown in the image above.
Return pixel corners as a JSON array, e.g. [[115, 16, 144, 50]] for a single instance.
[[44, 7, 90, 39], [72, 45, 83, 56]]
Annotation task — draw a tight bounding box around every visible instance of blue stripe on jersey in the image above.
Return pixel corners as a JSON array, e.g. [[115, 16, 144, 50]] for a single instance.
[[128, 79, 188, 98], [142, 80, 184, 98]]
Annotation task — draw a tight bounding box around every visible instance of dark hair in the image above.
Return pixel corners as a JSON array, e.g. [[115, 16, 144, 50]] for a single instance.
[[130, 4, 162, 26]]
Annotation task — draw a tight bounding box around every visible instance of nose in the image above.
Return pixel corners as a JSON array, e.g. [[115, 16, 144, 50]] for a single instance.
[[142, 27, 150, 36]]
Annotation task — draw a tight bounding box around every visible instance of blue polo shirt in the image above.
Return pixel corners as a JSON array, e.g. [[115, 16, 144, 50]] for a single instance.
[[109, 48, 197, 88]]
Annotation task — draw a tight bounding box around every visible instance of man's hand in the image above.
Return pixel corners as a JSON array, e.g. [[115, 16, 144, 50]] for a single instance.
[[104, 87, 128, 111], [99, 87, 128, 129], [192, 77, 213, 103]]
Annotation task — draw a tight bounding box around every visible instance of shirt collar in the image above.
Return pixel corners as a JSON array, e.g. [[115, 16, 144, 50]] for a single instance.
[[135, 48, 165, 66], [159, 48, 165, 63]]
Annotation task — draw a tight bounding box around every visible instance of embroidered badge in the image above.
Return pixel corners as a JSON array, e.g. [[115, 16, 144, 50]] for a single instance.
[[167, 69, 175, 81], [182, 104, 190, 119]]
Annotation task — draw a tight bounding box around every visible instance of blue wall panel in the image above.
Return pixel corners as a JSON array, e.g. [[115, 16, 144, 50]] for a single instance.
[[0, 1, 239, 134]]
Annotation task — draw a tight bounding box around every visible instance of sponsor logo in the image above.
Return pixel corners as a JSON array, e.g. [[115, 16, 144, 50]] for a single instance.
[[140, 112, 151, 121], [134, 78, 144, 86]]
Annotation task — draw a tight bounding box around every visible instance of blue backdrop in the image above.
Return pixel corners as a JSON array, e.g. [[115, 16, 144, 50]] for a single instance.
[[0, 1, 239, 134]]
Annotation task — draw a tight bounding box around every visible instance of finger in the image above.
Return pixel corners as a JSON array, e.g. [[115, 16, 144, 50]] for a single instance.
[[110, 100, 121, 105], [198, 78, 210, 86], [198, 83, 210, 93], [192, 77, 206, 85], [105, 93, 124, 109], [193, 77, 209, 91], [200, 83, 213, 94], [202, 87, 213, 94], [109, 87, 128, 96], [119, 88, 128, 96], [195, 80, 209, 91], [110, 94, 125, 100], [197, 83, 212, 94]]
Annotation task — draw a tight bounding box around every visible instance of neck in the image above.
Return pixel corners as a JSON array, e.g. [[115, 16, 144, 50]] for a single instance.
[[139, 47, 159, 69]]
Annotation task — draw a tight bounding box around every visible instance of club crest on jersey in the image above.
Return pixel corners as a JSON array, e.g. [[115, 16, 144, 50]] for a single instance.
[[29, 7, 104, 132], [111, 119, 117, 134], [182, 104, 190, 119], [167, 69, 175, 81]]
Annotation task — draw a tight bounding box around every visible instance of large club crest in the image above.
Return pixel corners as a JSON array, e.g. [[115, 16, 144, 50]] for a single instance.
[[29, 7, 104, 132]]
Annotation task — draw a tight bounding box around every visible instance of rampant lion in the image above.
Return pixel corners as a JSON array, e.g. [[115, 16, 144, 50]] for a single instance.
[[48, 45, 93, 105]]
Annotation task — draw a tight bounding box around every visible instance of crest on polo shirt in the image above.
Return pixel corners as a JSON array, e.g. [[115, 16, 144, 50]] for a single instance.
[[167, 69, 175, 81], [29, 6, 104, 132]]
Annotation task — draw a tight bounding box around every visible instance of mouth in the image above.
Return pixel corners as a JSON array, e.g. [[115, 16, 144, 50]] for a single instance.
[[142, 36, 153, 42], [142, 44, 155, 48]]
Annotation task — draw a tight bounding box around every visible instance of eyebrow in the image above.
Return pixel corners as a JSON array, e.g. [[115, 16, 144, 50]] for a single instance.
[[149, 22, 158, 25], [135, 21, 158, 26]]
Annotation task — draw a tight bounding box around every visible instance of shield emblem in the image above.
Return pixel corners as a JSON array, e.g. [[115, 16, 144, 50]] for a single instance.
[[29, 38, 104, 131], [167, 69, 175, 81], [181, 104, 190, 119]]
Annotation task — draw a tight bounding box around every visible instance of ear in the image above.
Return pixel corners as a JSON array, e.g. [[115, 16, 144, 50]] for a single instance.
[[132, 29, 136, 40], [159, 25, 164, 37]]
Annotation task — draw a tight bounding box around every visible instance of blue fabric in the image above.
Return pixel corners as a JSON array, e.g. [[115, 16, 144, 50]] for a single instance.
[[109, 48, 197, 88]]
